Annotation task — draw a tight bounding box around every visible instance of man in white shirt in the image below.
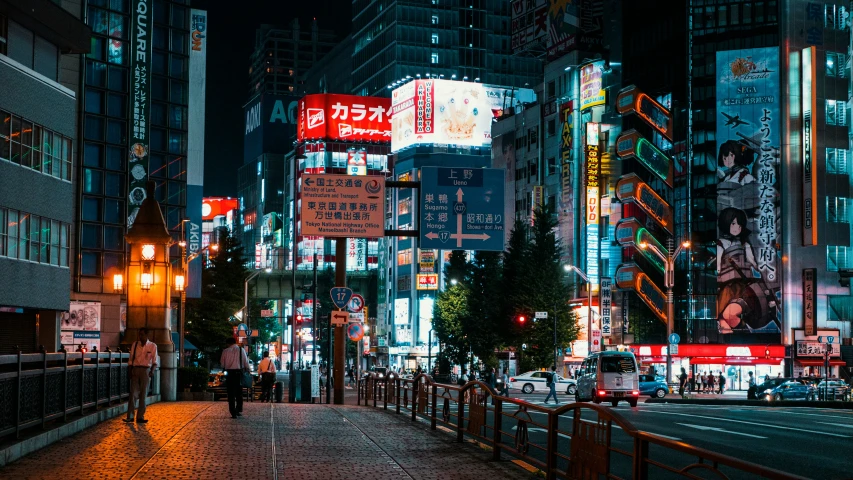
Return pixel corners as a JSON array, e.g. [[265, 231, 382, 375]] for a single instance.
[[124, 328, 157, 424], [220, 337, 250, 418]]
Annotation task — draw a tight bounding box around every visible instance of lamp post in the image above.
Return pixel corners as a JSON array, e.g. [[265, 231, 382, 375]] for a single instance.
[[564, 265, 593, 355], [427, 329, 434, 373], [639, 240, 691, 384]]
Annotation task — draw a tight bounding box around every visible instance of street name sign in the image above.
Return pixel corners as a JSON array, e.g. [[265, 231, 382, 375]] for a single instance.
[[420, 167, 505, 251], [669, 344, 678, 355], [330, 287, 353, 310], [300, 174, 384, 237], [535, 312, 548, 319]]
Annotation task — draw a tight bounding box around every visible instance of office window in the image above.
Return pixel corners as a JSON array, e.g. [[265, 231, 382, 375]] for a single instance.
[[547, 118, 556, 137], [828, 245, 853, 271], [546, 157, 557, 176], [397, 275, 411, 291], [828, 197, 851, 223], [431, 52, 439, 64], [431, 33, 439, 45], [827, 147, 849, 174], [431, 15, 439, 25], [397, 248, 412, 265], [17, 213, 29, 260], [0, 208, 4, 257], [826, 52, 847, 78], [825, 4, 848, 30], [826, 100, 847, 126]]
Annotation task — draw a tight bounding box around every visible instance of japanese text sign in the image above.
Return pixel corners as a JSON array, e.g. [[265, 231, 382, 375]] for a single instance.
[[301, 175, 384, 237], [298, 94, 391, 143]]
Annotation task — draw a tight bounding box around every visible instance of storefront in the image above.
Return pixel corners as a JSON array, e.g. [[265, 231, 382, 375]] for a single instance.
[[625, 344, 786, 390]]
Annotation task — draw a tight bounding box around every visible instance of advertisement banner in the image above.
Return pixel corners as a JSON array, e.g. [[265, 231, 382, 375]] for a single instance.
[[418, 297, 434, 344], [202, 197, 240, 221], [546, 0, 605, 60], [61, 301, 101, 331], [585, 123, 600, 290], [346, 148, 367, 176], [531, 185, 544, 223], [394, 298, 409, 325], [511, 0, 547, 51], [715, 47, 781, 336], [802, 46, 818, 245], [391, 79, 535, 152], [61, 331, 101, 351], [298, 94, 391, 143], [416, 274, 438, 290], [803, 268, 816, 336], [580, 61, 606, 110], [395, 326, 412, 345], [186, 9, 206, 299], [244, 94, 300, 162], [716, 47, 781, 334], [600, 277, 612, 336], [796, 341, 840, 357], [126, 0, 154, 227], [346, 238, 367, 271], [419, 249, 435, 273]]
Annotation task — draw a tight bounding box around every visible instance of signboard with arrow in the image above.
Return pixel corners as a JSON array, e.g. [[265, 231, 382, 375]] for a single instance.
[[419, 167, 506, 251]]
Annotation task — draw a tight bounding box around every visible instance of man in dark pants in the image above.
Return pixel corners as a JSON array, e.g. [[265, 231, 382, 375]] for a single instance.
[[220, 337, 249, 418]]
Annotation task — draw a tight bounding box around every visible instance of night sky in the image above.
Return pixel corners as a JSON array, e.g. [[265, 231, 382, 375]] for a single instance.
[[190, 0, 351, 197]]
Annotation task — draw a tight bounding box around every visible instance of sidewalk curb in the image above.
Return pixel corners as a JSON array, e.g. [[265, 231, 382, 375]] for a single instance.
[[0, 395, 160, 467], [645, 398, 853, 409]]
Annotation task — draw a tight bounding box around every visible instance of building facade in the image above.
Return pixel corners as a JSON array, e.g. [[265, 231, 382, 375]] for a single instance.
[[0, 0, 90, 354]]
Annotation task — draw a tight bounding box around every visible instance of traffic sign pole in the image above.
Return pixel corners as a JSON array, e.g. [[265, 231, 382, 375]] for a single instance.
[[334, 239, 346, 405]]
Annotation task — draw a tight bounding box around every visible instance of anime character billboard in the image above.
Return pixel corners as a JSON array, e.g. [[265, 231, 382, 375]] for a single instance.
[[714, 47, 781, 335]]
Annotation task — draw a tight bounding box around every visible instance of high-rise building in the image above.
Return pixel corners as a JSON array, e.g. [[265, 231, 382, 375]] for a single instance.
[[248, 20, 338, 97], [351, 0, 542, 97], [0, 0, 90, 354], [71, 0, 204, 350]]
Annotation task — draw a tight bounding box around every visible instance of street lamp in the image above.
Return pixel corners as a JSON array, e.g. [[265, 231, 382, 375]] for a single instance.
[[639, 240, 691, 384], [564, 265, 593, 355]]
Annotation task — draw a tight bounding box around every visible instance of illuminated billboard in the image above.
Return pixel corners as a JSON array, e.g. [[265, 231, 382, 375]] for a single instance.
[[714, 47, 781, 336], [298, 94, 391, 143], [580, 61, 606, 110], [390, 79, 536, 152], [585, 123, 600, 290]]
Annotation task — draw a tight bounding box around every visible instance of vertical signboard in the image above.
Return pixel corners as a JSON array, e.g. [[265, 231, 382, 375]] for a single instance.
[[802, 46, 818, 246], [580, 61, 606, 110], [186, 9, 207, 299], [585, 123, 600, 290], [531, 185, 544, 224], [600, 277, 612, 336], [127, 0, 154, 227], [803, 268, 816, 336], [715, 47, 781, 336]]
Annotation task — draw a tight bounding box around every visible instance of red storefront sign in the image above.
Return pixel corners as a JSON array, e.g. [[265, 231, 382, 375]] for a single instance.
[[626, 344, 785, 364], [298, 94, 392, 142], [202, 197, 240, 220]]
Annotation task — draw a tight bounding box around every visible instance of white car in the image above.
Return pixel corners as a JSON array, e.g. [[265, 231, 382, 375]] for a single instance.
[[510, 371, 577, 395]]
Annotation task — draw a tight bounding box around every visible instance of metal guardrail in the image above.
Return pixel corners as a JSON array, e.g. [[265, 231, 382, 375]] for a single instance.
[[357, 373, 807, 480], [0, 350, 149, 440]]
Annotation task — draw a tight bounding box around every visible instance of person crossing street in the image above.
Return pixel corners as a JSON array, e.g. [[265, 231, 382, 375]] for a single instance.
[[544, 366, 559, 405]]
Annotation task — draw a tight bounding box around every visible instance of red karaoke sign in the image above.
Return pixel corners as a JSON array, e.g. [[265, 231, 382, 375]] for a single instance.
[[298, 94, 392, 143]]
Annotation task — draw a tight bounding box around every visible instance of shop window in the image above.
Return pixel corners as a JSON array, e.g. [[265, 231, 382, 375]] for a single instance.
[[397, 248, 412, 265]]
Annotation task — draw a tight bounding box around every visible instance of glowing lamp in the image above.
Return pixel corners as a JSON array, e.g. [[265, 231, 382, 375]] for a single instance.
[[141, 244, 156, 260], [113, 274, 123, 292], [175, 274, 185, 292]]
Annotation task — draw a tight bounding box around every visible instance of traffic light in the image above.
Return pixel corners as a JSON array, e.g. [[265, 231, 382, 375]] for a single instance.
[[296, 313, 304, 325], [517, 315, 526, 325], [765, 347, 770, 359]]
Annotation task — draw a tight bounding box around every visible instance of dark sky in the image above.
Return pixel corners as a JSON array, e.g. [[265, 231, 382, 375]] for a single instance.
[[190, 0, 351, 197]]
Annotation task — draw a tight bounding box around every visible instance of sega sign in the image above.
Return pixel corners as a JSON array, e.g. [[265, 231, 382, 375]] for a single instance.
[[298, 94, 392, 143]]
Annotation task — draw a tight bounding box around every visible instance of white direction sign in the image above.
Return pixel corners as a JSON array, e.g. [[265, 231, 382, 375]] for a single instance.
[[300, 174, 384, 237], [535, 311, 548, 319]]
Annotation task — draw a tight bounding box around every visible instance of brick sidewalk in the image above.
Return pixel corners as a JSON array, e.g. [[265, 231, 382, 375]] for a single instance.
[[0, 402, 534, 480]]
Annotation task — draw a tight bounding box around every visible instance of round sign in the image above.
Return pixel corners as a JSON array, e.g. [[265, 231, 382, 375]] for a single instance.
[[348, 294, 365, 313], [668, 333, 680, 345], [347, 323, 364, 342]]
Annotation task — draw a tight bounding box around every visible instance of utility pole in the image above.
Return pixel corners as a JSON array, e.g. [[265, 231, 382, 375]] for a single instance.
[[312, 252, 318, 365], [334, 239, 346, 404]]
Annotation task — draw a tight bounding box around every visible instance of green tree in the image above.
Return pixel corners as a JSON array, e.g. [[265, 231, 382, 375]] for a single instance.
[[185, 232, 248, 369], [510, 203, 580, 371], [432, 282, 470, 370], [464, 251, 504, 371]]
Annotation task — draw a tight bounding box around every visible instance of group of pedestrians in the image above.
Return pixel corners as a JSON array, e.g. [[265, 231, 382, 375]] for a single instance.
[[689, 371, 726, 394]]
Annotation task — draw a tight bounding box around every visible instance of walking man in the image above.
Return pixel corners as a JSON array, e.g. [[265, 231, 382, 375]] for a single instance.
[[500, 368, 510, 396], [678, 367, 688, 398], [544, 366, 559, 404], [220, 337, 250, 419], [258, 350, 277, 402], [124, 328, 157, 424]]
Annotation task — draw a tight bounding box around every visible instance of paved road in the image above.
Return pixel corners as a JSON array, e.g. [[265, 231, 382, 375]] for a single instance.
[[0, 401, 536, 480], [483, 391, 852, 479]]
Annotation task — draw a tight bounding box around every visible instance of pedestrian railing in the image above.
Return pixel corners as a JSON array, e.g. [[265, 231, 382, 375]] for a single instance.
[[0, 349, 147, 440], [358, 373, 806, 480]]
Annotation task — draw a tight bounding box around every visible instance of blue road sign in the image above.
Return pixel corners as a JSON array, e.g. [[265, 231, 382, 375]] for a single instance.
[[420, 167, 506, 251], [330, 287, 353, 310], [668, 333, 680, 345]]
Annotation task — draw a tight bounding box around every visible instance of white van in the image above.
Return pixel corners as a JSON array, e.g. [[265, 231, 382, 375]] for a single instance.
[[575, 351, 640, 407]]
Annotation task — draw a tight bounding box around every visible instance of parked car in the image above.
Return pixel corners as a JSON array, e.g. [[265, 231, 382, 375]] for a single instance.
[[510, 371, 578, 395], [759, 381, 816, 402], [575, 351, 640, 407], [638, 374, 669, 398], [814, 380, 851, 401]]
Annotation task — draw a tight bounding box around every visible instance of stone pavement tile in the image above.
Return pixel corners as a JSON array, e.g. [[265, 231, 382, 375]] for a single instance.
[[0, 402, 211, 480]]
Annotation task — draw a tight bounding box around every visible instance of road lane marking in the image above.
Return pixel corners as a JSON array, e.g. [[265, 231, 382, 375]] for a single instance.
[[578, 418, 682, 441], [775, 411, 853, 421], [676, 422, 767, 439], [818, 422, 853, 429], [642, 410, 851, 438]]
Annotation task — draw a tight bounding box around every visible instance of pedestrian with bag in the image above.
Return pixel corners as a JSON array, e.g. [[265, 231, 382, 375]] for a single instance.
[[124, 328, 157, 424], [544, 366, 559, 405], [500, 368, 510, 396], [258, 351, 277, 402], [747, 371, 757, 399], [220, 337, 250, 419]]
